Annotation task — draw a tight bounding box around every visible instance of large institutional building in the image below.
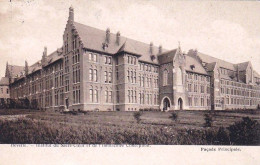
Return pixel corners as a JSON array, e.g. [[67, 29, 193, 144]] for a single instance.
[[1, 7, 260, 111]]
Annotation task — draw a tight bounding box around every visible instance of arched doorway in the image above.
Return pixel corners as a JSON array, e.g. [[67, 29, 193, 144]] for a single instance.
[[163, 97, 170, 111], [178, 98, 183, 110]]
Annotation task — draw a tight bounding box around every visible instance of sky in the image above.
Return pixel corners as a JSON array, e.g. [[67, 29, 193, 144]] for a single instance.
[[0, 0, 260, 77]]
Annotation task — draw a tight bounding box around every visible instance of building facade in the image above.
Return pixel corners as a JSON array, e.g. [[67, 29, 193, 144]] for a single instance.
[[4, 7, 260, 111]]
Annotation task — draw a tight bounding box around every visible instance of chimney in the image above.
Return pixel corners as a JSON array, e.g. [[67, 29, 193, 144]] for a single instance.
[[237, 64, 240, 82], [150, 42, 153, 54], [25, 60, 29, 76], [5, 62, 10, 78], [69, 6, 74, 22], [116, 31, 120, 45], [41, 46, 47, 66], [158, 45, 162, 54], [44, 46, 47, 55], [106, 28, 110, 43]]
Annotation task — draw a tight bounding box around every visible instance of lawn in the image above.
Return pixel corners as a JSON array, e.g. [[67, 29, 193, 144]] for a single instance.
[[0, 109, 259, 145]]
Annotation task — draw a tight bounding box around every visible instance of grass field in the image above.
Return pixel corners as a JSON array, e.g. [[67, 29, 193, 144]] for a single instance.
[[0, 109, 259, 145]]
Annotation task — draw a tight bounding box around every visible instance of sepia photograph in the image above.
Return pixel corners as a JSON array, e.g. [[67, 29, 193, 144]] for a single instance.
[[0, 0, 260, 164]]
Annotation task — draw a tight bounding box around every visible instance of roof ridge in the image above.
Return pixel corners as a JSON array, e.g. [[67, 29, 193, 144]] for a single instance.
[[74, 21, 165, 50]]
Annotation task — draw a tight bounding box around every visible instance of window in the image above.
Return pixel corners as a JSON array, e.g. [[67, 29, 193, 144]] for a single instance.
[[194, 84, 198, 93], [105, 56, 112, 65], [93, 54, 97, 62], [201, 85, 204, 93], [194, 98, 198, 106], [154, 79, 158, 88], [207, 86, 210, 94], [90, 89, 93, 102], [177, 67, 183, 85], [109, 91, 112, 103], [221, 87, 224, 94], [89, 53, 97, 62], [89, 53, 92, 61], [128, 90, 131, 103], [89, 69, 93, 81], [207, 98, 210, 106], [154, 94, 157, 105], [94, 89, 98, 102], [188, 84, 192, 92], [65, 76, 69, 92], [201, 98, 204, 106], [226, 97, 229, 104], [72, 35, 77, 50], [195, 74, 198, 80], [117, 91, 120, 103], [93, 69, 97, 82], [104, 71, 107, 83], [105, 90, 108, 102], [108, 72, 112, 83], [163, 69, 168, 86], [188, 97, 192, 106], [60, 89, 64, 105]]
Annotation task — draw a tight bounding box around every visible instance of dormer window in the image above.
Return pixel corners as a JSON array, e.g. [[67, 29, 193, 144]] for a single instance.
[[150, 55, 156, 61], [102, 42, 108, 50], [190, 65, 195, 70]]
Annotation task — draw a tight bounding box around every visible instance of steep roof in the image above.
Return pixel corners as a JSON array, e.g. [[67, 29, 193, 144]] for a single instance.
[[185, 55, 208, 75], [254, 70, 260, 78], [157, 49, 177, 64], [187, 50, 236, 71], [236, 62, 250, 71], [0, 77, 9, 86], [8, 65, 24, 78], [28, 50, 62, 75], [73, 22, 167, 64], [205, 62, 217, 72], [196, 52, 236, 71]]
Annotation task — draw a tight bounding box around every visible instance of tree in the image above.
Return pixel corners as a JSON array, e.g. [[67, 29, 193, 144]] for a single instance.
[[31, 99, 38, 110], [133, 111, 142, 124], [204, 113, 213, 127], [169, 111, 178, 125], [24, 98, 30, 109], [228, 117, 260, 145]]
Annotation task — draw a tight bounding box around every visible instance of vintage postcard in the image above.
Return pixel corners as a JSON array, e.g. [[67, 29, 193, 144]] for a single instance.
[[0, 0, 259, 164]]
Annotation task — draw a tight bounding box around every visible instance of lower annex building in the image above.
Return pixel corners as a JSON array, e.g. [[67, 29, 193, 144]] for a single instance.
[[2, 7, 260, 111]]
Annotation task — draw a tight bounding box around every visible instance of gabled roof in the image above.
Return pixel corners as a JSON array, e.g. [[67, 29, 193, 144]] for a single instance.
[[73, 22, 167, 64], [205, 62, 217, 72], [158, 49, 177, 57], [157, 49, 177, 64], [74, 22, 123, 54], [236, 61, 250, 71], [254, 70, 260, 78], [8, 65, 24, 78], [0, 77, 9, 86], [185, 55, 208, 75], [187, 50, 236, 71], [28, 49, 62, 75]]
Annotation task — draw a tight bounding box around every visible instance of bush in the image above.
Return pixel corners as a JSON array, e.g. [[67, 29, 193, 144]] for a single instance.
[[169, 112, 178, 123], [204, 113, 213, 127], [133, 111, 142, 123], [228, 117, 260, 145], [30, 99, 38, 110], [215, 127, 230, 145]]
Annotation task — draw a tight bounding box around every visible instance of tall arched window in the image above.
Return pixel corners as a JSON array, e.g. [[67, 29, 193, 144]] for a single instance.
[[94, 89, 98, 102], [177, 67, 183, 86], [89, 88, 93, 102], [163, 69, 168, 86]]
